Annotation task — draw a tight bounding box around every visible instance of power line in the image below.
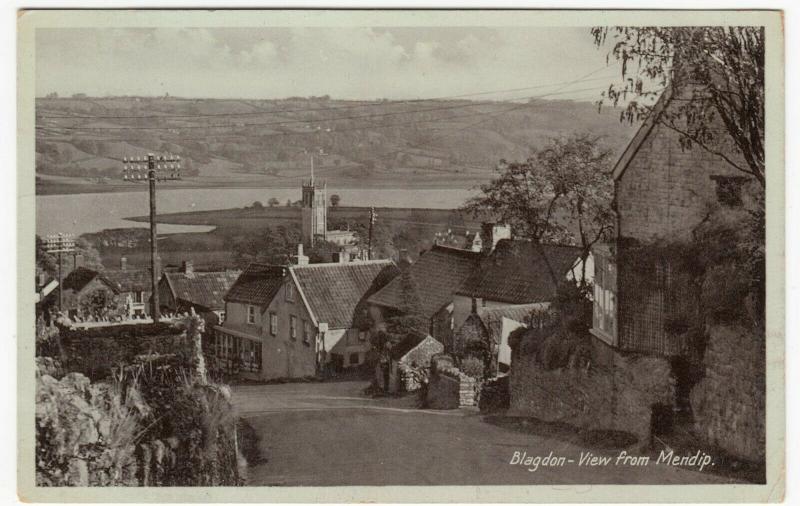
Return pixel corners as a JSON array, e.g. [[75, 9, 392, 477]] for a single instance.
[[36, 73, 617, 121]]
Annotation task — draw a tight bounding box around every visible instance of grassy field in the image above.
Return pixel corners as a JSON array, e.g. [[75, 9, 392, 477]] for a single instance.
[[100, 204, 484, 271]]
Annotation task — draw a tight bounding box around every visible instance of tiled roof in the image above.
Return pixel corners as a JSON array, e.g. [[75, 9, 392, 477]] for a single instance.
[[390, 330, 433, 361], [291, 260, 398, 330], [367, 245, 482, 318], [224, 264, 286, 305], [62, 267, 116, 293], [104, 269, 150, 293], [165, 270, 241, 311], [455, 240, 581, 304]]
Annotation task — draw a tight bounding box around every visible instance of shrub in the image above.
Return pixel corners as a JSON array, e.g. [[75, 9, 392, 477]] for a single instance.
[[538, 327, 591, 371], [461, 356, 485, 380]]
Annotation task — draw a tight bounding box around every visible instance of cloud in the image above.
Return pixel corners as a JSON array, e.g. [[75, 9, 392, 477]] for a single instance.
[[35, 27, 620, 101]]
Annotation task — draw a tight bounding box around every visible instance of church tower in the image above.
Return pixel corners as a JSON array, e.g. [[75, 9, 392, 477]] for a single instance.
[[301, 160, 327, 247]]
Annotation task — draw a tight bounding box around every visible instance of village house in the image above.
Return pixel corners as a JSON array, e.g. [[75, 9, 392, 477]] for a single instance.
[[367, 245, 483, 351], [590, 87, 751, 356], [451, 239, 586, 332], [56, 267, 120, 320], [103, 258, 151, 318], [213, 247, 397, 380], [453, 303, 543, 377], [157, 260, 240, 325]]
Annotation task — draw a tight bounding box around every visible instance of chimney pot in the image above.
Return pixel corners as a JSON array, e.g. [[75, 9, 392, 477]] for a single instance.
[[181, 260, 194, 275]]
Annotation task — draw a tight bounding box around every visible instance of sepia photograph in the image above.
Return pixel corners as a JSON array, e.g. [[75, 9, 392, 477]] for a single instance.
[[16, 8, 785, 502]]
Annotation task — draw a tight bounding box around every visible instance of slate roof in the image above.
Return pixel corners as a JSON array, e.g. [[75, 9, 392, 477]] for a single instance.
[[291, 260, 398, 330], [61, 267, 117, 293], [104, 269, 150, 293], [367, 245, 482, 318], [164, 270, 241, 311], [455, 240, 581, 304]]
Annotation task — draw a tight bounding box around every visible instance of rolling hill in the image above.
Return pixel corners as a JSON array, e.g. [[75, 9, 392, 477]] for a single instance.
[[35, 95, 638, 193]]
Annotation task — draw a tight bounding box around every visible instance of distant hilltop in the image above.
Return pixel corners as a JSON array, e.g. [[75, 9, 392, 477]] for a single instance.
[[35, 95, 637, 192]]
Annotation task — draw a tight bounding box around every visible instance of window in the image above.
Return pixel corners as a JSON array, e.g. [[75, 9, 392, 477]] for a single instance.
[[247, 305, 256, 324], [218, 311, 226, 324], [290, 315, 297, 340], [285, 283, 295, 302], [591, 250, 617, 345], [133, 291, 144, 303], [303, 320, 311, 345], [349, 353, 360, 366], [269, 312, 278, 336], [358, 330, 367, 342]]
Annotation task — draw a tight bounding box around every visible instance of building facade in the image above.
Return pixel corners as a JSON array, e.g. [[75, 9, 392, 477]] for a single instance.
[[590, 88, 751, 356]]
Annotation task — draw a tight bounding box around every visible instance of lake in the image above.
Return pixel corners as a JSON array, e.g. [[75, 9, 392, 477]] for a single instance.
[[35, 187, 476, 237]]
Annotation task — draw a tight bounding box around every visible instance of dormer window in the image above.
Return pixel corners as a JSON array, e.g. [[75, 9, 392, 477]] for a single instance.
[[711, 175, 748, 207]]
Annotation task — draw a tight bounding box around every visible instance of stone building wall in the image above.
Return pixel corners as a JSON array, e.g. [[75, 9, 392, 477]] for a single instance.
[[690, 325, 766, 462], [509, 338, 674, 443], [426, 367, 477, 409]]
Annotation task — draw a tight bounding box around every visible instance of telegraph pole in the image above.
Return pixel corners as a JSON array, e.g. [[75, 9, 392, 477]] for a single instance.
[[44, 233, 76, 312], [368, 207, 376, 260], [122, 153, 181, 322]]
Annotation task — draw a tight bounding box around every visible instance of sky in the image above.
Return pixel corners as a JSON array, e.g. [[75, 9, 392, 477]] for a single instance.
[[35, 27, 623, 101]]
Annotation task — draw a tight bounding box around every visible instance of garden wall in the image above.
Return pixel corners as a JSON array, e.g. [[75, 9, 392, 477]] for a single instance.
[[509, 338, 674, 443], [690, 325, 766, 462], [426, 367, 477, 409]]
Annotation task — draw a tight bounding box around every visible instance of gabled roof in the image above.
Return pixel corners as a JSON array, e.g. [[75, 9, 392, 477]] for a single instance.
[[104, 269, 150, 293], [390, 330, 437, 361], [367, 245, 482, 318], [475, 303, 543, 341], [455, 240, 581, 304], [223, 264, 284, 305], [61, 267, 117, 294], [612, 87, 673, 182], [164, 270, 241, 311], [291, 260, 398, 330]]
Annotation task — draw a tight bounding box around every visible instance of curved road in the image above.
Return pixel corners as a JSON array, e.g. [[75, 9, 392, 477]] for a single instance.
[[232, 381, 735, 487]]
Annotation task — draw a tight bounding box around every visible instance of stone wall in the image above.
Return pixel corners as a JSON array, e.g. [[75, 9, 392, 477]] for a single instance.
[[690, 325, 766, 462], [509, 338, 674, 443], [426, 366, 477, 409]]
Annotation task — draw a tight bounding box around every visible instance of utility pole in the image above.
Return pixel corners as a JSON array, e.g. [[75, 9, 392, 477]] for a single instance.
[[44, 233, 76, 313], [122, 153, 181, 322], [368, 207, 376, 260]]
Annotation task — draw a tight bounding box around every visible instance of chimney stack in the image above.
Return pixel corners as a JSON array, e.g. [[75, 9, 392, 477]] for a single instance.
[[481, 222, 511, 254], [296, 243, 309, 266], [73, 253, 85, 271], [120, 256, 127, 271], [398, 249, 411, 265], [181, 260, 194, 276]]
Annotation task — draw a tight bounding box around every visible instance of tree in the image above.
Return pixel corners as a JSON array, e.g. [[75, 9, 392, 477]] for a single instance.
[[462, 134, 614, 287], [384, 261, 428, 343], [251, 201, 264, 210], [330, 194, 341, 207], [591, 27, 765, 187], [267, 197, 280, 207]]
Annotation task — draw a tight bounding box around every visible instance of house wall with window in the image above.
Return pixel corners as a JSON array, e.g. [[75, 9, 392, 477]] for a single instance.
[[259, 278, 317, 380], [592, 91, 751, 357], [219, 277, 317, 380]]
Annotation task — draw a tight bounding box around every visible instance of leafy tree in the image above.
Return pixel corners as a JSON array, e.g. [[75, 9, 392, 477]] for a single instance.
[[330, 194, 341, 207], [251, 201, 264, 210], [384, 260, 428, 343], [267, 197, 280, 207], [463, 134, 614, 286], [591, 26, 765, 187]]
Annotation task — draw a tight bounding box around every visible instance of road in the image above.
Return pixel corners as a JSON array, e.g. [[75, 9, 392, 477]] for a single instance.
[[232, 381, 736, 486]]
